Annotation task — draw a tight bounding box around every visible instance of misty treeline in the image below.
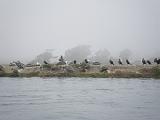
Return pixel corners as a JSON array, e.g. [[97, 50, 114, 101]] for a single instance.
[[30, 52, 53, 64], [30, 45, 133, 65]]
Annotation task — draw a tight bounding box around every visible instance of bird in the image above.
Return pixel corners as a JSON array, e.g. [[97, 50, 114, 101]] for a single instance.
[[73, 60, 77, 64], [142, 58, 146, 65], [126, 59, 131, 65], [154, 58, 157, 63], [44, 60, 48, 64], [147, 60, 151, 65], [118, 59, 123, 65], [84, 59, 89, 63], [109, 60, 114, 65], [109, 59, 114, 65], [158, 59, 160, 64], [154, 58, 160, 64]]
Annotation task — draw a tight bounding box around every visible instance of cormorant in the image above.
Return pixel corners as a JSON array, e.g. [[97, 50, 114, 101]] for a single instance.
[[154, 58, 160, 64], [142, 58, 146, 65], [158, 59, 160, 64], [44, 60, 48, 64], [126, 59, 131, 65], [147, 60, 151, 65], [154, 58, 157, 63], [59, 56, 65, 62], [84, 59, 89, 63], [109, 59, 114, 65], [73, 60, 76, 64], [118, 59, 123, 65]]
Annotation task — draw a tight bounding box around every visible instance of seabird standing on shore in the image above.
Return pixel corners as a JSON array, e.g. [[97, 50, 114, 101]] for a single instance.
[[142, 58, 146, 65], [109, 59, 114, 65], [118, 59, 123, 65], [126, 59, 131, 65]]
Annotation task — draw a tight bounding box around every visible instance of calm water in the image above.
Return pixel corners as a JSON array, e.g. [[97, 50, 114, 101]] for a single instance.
[[0, 77, 160, 120]]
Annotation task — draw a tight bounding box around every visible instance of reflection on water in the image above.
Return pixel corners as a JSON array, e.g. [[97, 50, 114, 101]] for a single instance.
[[0, 77, 160, 120]]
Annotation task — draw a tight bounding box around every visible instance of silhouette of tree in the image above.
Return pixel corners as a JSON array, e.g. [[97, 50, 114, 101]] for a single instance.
[[64, 45, 91, 63], [91, 49, 110, 65], [120, 49, 132, 61], [30, 51, 53, 64]]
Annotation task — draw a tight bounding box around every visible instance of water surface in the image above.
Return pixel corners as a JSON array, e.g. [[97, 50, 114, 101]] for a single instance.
[[0, 77, 160, 120]]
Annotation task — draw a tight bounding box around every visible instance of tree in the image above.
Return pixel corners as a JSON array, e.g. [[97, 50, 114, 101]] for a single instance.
[[30, 51, 53, 64], [119, 49, 132, 61], [64, 45, 91, 63], [91, 49, 110, 64]]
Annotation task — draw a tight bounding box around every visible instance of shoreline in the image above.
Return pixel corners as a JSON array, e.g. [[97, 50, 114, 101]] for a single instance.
[[0, 64, 160, 78]]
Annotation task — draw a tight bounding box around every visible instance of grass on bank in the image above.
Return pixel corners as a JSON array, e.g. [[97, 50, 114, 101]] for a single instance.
[[0, 66, 160, 78]]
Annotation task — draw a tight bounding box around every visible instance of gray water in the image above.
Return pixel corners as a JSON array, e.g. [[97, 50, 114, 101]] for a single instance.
[[0, 78, 160, 120]]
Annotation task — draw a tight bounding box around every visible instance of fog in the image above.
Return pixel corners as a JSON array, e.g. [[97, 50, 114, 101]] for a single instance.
[[0, 0, 160, 64]]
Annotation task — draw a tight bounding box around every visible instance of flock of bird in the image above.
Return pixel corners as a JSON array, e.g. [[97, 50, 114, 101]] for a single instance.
[[109, 58, 160, 65], [10, 57, 160, 70]]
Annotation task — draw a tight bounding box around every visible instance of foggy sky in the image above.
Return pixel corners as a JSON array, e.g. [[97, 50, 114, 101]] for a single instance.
[[0, 0, 160, 63]]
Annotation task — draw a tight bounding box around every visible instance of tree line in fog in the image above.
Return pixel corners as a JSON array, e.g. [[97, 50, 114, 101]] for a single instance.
[[30, 45, 159, 65]]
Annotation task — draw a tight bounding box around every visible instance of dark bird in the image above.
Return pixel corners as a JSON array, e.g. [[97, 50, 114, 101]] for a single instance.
[[154, 58, 157, 63], [142, 58, 146, 65], [154, 58, 160, 64], [109, 59, 114, 65], [59, 56, 65, 62], [118, 59, 123, 65], [73, 60, 77, 64], [44, 60, 48, 64], [147, 60, 151, 65], [158, 59, 160, 64], [84, 59, 89, 63], [126, 59, 131, 65]]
